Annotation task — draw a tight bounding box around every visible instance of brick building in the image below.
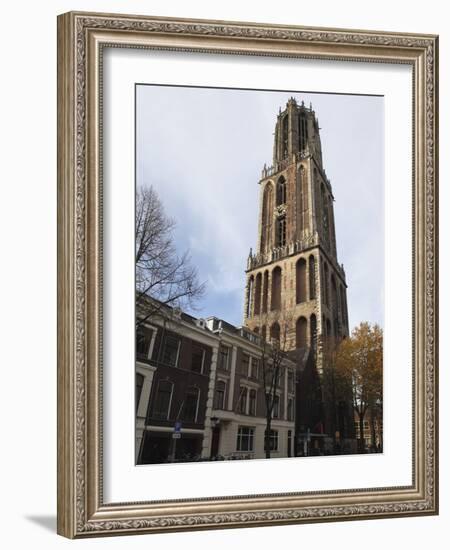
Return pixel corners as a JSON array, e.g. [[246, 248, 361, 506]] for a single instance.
[[136, 307, 218, 464], [136, 303, 296, 463], [205, 317, 296, 460]]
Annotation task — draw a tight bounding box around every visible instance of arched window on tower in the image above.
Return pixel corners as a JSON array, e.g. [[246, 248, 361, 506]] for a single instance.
[[344, 290, 348, 326], [261, 325, 267, 341], [324, 262, 330, 306], [296, 258, 307, 303], [270, 322, 280, 343], [321, 183, 330, 244], [334, 318, 339, 340], [298, 166, 309, 234], [340, 285, 347, 327], [309, 255, 316, 300], [298, 112, 308, 151], [328, 203, 334, 248], [320, 259, 325, 303], [246, 275, 254, 318], [276, 216, 286, 247], [331, 274, 337, 304], [310, 314, 317, 350], [282, 115, 288, 158], [276, 176, 286, 206], [296, 317, 308, 349], [261, 182, 273, 253], [254, 273, 262, 315], [262, 270, 269, 313], [271, 266, 282, 311]]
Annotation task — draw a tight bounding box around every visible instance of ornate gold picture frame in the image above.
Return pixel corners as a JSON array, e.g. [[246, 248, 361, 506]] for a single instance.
[[57, 11, 438, 538]]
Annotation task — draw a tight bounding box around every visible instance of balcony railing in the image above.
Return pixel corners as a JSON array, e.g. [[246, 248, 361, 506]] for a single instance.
[[247, 232, 319, 269], [261, 157, 291, 178], [261, 149, 314, 179], [247, 232, 346, 281]]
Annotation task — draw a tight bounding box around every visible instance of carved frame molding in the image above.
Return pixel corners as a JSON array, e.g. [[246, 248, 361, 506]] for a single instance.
[[57, 11, 438, 538]]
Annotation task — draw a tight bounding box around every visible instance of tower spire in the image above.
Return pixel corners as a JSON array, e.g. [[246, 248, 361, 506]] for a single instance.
[[272, 98, 323, 167]]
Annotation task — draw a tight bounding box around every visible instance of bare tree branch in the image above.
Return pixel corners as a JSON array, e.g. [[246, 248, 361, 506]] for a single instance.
[[257, 310, 293, 458], [136, 185, 206, 326]]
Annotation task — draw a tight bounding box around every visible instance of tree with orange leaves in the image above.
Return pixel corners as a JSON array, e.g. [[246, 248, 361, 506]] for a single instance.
[[334, 322, 383, 452]]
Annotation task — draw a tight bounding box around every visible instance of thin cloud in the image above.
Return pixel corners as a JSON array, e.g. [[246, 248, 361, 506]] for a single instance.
[[137, 85, 384, 329]]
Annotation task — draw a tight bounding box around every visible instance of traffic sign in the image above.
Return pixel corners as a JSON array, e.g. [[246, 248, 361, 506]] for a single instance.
[[172, 433, 181, 439]]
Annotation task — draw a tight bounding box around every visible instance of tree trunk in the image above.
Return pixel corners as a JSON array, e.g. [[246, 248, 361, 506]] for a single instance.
[[370, 407, 377, 450], [331, 368, 337, 445], [358, 414, 365, 453], [265, 416, 272, 459]]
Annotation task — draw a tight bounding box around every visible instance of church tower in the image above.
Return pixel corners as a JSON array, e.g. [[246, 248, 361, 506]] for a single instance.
[[244, 97, 349, 360], [244, 97, 353, 452]]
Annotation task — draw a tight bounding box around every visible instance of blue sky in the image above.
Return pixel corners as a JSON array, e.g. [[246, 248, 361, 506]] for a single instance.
[[136, 85, 384, 330]]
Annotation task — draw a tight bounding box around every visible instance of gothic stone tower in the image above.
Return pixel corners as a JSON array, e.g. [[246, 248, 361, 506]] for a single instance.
[[244, 98, 352, 450]]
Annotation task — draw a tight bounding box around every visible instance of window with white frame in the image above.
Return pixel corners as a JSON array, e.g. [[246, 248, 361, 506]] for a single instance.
[[238, 386, 247, 414], [136, 328, 153, 358], [191, 344, 205, 374], [354, 421, 371, 438], [272, 394, 280, 419], [250, 357, 260, 379], [287, 397, 294, 421], [153, 379, 173, 420], [241, 353, 250, 376], [264, 429, 279, 451], [236, 426, 255, 451], [161, 334, 180, 367], [287, 369, 295, 393], [218, 345, 230, 371], [182, 386, 200, 423]]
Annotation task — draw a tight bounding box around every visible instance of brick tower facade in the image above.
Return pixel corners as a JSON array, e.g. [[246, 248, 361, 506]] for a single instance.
[[244, 98, 354, 452]]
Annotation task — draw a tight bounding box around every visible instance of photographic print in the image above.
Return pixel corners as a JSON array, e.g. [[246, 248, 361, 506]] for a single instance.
[[135, 85, 384, 465]]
